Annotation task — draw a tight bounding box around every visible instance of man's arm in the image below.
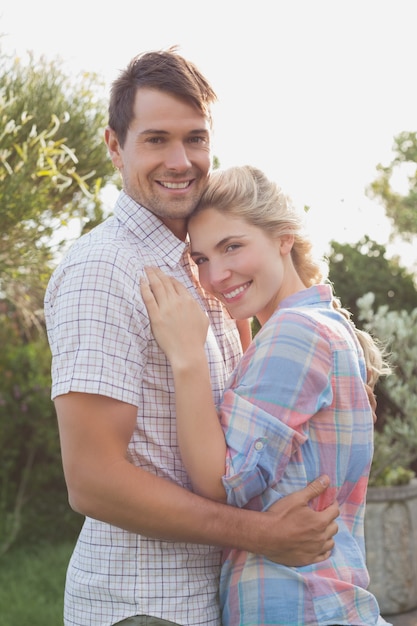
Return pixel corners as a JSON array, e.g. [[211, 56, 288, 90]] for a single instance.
[[235, 318, 252, 352], [55, 391, 338, 566]]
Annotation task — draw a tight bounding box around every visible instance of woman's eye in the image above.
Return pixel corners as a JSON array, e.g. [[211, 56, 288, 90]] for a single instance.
[[225, 244, 240, 252]]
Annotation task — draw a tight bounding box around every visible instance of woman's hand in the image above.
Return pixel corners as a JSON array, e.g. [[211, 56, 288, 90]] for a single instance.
[[141, 267, 226, 498], [140, 267, 209, 365]]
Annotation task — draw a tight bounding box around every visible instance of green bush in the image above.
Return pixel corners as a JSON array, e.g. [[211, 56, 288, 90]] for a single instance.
[[0, 315, 81, 554], [358, 294, 417, 486]]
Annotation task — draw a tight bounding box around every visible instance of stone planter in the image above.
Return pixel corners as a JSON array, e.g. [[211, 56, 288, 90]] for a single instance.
[[365, 478, 417, 615]]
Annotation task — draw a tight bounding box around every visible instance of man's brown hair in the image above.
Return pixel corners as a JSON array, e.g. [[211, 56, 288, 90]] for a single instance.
[[108, 46, 217, 147]]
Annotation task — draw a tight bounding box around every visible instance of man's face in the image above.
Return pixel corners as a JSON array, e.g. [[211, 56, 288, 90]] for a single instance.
[[105, 87, 212, 240]]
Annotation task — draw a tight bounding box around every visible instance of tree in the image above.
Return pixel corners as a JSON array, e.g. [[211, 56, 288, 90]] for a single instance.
[[0, 49, 118, 335], [0, 48, 117, 552], [368, 130, 417, 241], [327, 236, 417, 327]]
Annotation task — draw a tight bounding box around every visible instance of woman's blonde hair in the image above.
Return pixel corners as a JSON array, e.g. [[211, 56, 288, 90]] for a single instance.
[[193, 165, 390, 386]]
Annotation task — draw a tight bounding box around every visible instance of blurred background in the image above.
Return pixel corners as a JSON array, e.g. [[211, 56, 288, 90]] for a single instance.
[[1, 1, 416, 623]]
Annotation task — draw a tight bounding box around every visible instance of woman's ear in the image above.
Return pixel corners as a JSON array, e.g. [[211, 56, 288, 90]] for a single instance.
[[279, 234, 295, 255]]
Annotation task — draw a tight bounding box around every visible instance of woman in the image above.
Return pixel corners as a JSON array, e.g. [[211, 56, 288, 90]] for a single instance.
[[141, 165, 391, 626]]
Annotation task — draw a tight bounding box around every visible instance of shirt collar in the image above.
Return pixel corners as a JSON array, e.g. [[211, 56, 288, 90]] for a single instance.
[[114, 190, 188, 268], [279, 283, 334, 310]]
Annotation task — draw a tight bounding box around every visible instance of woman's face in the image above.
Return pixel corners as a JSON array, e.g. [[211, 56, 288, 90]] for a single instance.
[[189, 208, 295, 324]]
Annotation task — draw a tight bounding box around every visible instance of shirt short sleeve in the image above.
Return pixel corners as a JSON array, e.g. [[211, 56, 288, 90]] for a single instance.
[[45, 238, 149, 405]]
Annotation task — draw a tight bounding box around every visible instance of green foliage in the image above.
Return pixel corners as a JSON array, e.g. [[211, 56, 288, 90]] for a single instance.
[[335, 131, 417, 487], [358, 294, 417, 486], [0, 49, 115, 217], [0, 540, 74, 625], [0, 314, 81, 554], [0, 48, 117, 334], [368, 130, 417, 240], [0, 47, 117, 553], [328, 236, 417, 327], [251, 316, 261, 337]]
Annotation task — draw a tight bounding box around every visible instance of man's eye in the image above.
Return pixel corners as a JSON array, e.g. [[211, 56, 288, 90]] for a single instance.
[[189, 136, 207, 144], [147, 137, 164, 144]]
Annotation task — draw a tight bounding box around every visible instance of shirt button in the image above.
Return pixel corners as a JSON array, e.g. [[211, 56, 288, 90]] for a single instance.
[[254, 440, 264, 451]]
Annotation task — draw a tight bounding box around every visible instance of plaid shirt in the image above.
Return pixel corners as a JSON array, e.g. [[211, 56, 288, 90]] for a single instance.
[[44, 191, 242, 626], [218, 285, 388, 626]]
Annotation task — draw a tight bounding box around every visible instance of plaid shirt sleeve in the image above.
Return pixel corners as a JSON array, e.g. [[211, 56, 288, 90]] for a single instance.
[[220, 309, 336, 509]]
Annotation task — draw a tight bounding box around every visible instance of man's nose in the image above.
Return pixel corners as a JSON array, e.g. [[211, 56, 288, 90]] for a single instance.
[[165, 143, 192, 170]]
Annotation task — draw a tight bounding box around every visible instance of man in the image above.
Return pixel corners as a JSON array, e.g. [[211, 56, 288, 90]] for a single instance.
[[44, 47, 338, 626]]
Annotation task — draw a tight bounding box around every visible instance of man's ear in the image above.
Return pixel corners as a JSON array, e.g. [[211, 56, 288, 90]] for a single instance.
[[104, 126, 123, 170]]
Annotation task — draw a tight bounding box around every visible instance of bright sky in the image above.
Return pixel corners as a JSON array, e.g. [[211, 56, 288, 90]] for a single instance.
[[1, 0, 416, 267]]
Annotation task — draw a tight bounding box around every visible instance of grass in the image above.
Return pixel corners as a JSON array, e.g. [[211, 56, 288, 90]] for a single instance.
[[0, 540, 74, 626]]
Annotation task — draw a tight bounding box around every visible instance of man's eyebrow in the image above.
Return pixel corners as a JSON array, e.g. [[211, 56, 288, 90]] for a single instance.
[[189, 128, 210, 134], [140, 128, 209, 136], [140, 129, 169, 136]]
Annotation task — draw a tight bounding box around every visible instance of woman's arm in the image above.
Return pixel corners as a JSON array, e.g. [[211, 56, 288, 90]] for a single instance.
[[141, 267, 227, 500], [55, 389, 338, 562]]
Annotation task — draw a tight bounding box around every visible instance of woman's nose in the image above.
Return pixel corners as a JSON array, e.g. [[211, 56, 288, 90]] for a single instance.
[[209, 263, 232, 287]]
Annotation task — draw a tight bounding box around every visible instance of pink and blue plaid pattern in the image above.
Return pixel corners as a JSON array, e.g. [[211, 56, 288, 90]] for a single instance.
[[218, 285, 385, 625]]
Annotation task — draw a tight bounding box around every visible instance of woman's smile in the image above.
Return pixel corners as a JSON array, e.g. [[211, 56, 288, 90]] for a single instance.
[[221, 281, 252, 302], [189, 208, 294, 323]]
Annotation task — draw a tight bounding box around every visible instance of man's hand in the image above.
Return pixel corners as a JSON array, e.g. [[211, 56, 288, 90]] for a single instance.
[[55, 393, 338, 562], [259, 475, 339, 566]]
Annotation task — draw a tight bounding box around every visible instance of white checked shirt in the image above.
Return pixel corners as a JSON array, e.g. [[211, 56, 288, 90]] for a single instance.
[[44, 191, 242, 626]]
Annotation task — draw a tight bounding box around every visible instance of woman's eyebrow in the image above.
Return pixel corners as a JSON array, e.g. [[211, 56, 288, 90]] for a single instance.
[[190, 234, 247, 258]]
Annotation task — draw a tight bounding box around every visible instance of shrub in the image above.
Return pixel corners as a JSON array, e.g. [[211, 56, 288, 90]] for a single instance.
[[358, 293, 417, 486], [0, 315, 81, 555]]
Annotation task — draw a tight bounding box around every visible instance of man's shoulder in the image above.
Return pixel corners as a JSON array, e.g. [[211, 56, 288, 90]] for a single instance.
[[60, 216, 149, 269]]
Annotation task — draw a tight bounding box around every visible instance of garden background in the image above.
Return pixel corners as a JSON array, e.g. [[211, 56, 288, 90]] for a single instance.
[[1, 1, 417, 623]]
